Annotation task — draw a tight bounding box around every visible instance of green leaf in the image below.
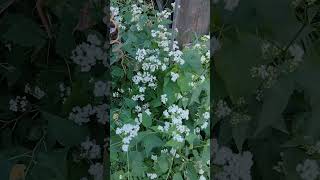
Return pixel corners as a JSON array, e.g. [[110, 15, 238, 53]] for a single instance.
[[255, 76, 294, 135], [173, 172, 183, 180], [165, 140, 184, 149], [43, 111, 88, 147], [124, 98, 137, 109], [29, 149, 68, 180], [112, 66, 124, 78], [56, 10, 77, 57], [129, 151, 148, 177], [185, 162, 198, 180], [177, 72, 192, 92], [2, 14, 46, 47], [120, 110, 132, 123], [215, 34, 261, 103], [142, 134, 163, 155], [232, 122, 249, 152], [185, 134, 198, 145], [158, 156, 169, 173], [182, 48, 203, 73], [141, 112, 152, 128]]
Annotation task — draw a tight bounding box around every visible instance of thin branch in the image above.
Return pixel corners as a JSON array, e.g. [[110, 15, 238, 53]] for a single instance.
[[0, 0, 16, 15], [25, 134, 46, 176], [155, 0, 163, 11], [170, 0, 181, 50], [36, 0, 52, 38]]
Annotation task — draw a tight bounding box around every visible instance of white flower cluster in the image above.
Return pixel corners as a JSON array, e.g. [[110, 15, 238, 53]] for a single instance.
[[189, 74, 206, 88], [94, 81, 108, 97], [288, 44, 304, 71], [293, 0, 317, 7], [135, 103, 151, 116], [201, 50, 210, 64], [71, 34, 107, 72], [251, 43, 304, 88], [132, 71, 157, 89], [80, 137, 101, 159], [69, 104, 108, 125], [112, 88, 124, 98], [88, 162, 103, 180], [200, 112, 210, 130], [151, 154, 157, 161], [156, 9, 171, 19], [24, 83, 46, 99], [161, 94, 168, 104], [131, 4, 143, 22], [146, 173, 158, 179], [110, 6, 125, 30], [160, 104, 190, 142], [59, 83, 71, 103], [198, 168, 207, 180], [213, 139, 253, 180], [115, 123, 140, 152], [151, 25, 184, 65], [250, 65, 279, 88], [170, 72, 179, 82], [9, 96, 29, 112], [215, 100, 232, 119], [296, 159, 320, 180], [307, 141, 320, 155], [161, 148, 181, 158]]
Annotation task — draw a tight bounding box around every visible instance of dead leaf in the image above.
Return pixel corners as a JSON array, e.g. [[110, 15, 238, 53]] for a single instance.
[[9, 164, 25, 180]]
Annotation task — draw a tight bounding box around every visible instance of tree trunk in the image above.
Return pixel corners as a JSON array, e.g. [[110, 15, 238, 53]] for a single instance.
[[176, 0, 210, 46]]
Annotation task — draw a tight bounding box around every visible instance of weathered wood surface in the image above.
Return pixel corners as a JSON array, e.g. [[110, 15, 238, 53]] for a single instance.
[[176, 0, 210, 45]]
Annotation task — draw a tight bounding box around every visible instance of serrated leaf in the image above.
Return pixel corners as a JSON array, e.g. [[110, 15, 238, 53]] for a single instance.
[[215, 34, 261, 103], [43, 111, 88, 147], [255, 76, 294, 135], [141, 112, 152, 128], [142, 134, 163, 155]]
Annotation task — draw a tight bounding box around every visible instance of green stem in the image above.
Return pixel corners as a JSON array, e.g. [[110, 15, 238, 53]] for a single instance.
[[165, 157, 174, 180], [127, 151, 130, 180]]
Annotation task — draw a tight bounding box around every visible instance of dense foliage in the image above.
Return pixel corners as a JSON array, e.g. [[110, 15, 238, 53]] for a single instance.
[[212, 0, 320, 179], [110, 1, 210, 179], [0, 0, 107, 179]]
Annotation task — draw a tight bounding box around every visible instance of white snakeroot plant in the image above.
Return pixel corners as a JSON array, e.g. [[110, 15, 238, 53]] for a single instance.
[[9, 96, 29, 112], [296, 159, 320, 180], [213, 139, 254, 180], [110, 0, 210, 179], [71, 34, 107, 72]]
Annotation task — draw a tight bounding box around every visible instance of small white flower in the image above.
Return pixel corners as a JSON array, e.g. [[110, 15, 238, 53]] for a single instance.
[[88, 163, 103, 180], [146, 173, 158, 179], [151, 155, 157, 161], [122, 144, 129, 152], [296, 159, 320, 180], [203, 112, 210, 119], [161, 94, 168, 104], [199, 175, 206, 180], [170, 72, 179, 82], [94, 81, 107, 97]]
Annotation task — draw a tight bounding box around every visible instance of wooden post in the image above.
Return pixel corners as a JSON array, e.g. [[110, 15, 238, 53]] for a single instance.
[[176, 0, 210, 46]]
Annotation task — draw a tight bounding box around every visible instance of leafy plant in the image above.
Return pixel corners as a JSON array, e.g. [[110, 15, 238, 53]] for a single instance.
[[110, 0, 210, 179], [212, 0, 320, 179], [0, 0, 107, 179]]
